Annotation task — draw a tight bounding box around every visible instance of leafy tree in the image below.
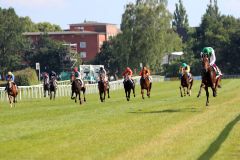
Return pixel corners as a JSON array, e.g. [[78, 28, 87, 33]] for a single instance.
[[120, 0, 182, 73], [0, 7, 26, 73], [35, 22, 62, 32], [172, 0, 189, 42], [24, 34, 78, 74]]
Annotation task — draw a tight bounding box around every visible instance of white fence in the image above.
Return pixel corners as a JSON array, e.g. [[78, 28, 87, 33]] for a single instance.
[[0, 76, 164, 101]]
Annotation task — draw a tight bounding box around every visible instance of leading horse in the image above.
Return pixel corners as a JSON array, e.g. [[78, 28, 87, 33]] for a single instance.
[[140, 75, 152, 99], [6, 82, 18, 108], [98, 75, 110, 102], [70, 75, 86, 104], [197, 55, 221, 106], [179, 73, 193, 97], [123, 75, 135, 101]]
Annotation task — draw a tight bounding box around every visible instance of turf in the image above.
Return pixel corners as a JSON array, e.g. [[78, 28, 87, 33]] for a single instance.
[[0, 79, 239, 160]]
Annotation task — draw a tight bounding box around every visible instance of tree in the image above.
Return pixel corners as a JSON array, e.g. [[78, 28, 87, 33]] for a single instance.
[[24, 34, 78, 74], [120, 0, 182, 73], [0, 7, 27, 73], [172, 0, 189, 42]]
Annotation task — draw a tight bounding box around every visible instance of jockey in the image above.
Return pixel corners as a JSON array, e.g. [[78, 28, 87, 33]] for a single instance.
[[122, 67, 134, 84], [5, 71, 17, 91], [99, 67, 108, 82], [73, 67, 84, 86], [179, 63, 192, 80], [43, 72, 49, 83], [201, 47, 222, 77], [50, 71, 57, 80], [139, 66, 152, 82]]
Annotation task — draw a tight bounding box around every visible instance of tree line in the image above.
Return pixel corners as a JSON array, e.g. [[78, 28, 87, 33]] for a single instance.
[[94, 0, 240, 76], [0, 7, 79, 78], [1, 0, 240, 79]]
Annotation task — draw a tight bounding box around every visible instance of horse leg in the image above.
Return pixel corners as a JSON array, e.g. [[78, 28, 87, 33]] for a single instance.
[[74, 92, 77, 103], [50, 91, 52, 100], [147, 88, 150, 98], [107, 88, 110, 98], [103, 91, 106, 102], [197, 83, 204, 98], [83, 88, 86, 102], [205, 86, 209, 106], [141, 88, 144, 99], [125, 89, 128, 101], [79, 92, 82, 105], [179, 86, 183, 97], [183, 87, 186, 96], [71, 90, 75, 99], [133, 86, 136, 97], [8, 96, 13, 108]]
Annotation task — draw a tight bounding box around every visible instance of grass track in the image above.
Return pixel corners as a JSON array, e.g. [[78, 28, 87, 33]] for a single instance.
[[0, 79, 239, 160]]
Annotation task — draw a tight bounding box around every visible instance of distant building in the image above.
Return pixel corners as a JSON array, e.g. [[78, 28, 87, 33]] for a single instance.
[[23, 21, 120, 62]]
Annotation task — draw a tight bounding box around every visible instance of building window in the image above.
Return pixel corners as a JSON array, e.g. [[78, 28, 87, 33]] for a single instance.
[[80, 42, 86, 48], [80, 52, 86, 58]]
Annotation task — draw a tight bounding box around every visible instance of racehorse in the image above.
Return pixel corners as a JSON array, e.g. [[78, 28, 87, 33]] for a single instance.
[[197, 55, 222, 106], [98, 75, 110, 102], [70, 75, 86, 104], [140, 75, 152, 99], [6, 82, 18, 108], [179, 73, 193, 97], [49, 78, 57, 100], [43, 76, 50, 97], [123, 75, 135, 101]]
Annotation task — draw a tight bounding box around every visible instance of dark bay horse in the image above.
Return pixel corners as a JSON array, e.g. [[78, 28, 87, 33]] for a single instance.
[[70, 75, 86, 104], [98, 75, 110, 102], [197, 55, 221, 106], [49, 78, 57, 100], [140, 76, 152, 99], [179, 73, 193, 97], [123, 76, 135, 101], [43, 76, 50, 97], [7, 82, 18, 108]]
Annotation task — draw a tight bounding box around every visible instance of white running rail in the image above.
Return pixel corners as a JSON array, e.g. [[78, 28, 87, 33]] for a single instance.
[[0, 76, 164, 101]]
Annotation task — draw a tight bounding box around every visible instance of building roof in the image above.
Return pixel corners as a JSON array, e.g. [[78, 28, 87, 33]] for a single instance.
[[69, 21, 116, 26], [23, 31, 106, 36]]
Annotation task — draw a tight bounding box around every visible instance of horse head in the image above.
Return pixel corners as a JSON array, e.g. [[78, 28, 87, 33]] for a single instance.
[[202, 55, 211, 73]]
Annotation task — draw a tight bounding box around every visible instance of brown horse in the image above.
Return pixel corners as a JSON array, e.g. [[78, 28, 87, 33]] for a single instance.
[[70, 75, 86, 104], [7, 82, 18, 108], [140, 76, 152, 99], [197, 55, 221, 106], [179, 73, 193, 97], [98, 75, 110, 102]]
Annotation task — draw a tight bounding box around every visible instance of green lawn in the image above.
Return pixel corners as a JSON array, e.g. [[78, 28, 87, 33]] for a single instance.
[[0, 80, 239, 160]]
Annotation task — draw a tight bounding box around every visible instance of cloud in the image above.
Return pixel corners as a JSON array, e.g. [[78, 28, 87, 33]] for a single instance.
[[2, 0, 68, 9]]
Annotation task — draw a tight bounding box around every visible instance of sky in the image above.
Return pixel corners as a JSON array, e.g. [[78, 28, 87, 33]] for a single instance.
[[0, 0, 240, 29]]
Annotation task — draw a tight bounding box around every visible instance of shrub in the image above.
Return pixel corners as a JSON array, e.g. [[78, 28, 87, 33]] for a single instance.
[[14, 68, 39, 86]]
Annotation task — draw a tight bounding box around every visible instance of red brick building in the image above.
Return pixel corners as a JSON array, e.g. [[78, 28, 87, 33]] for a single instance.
[[24, 21, 119, 62]]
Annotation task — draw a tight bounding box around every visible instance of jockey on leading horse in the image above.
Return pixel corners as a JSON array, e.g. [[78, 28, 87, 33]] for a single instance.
[[179, 63, 192, 82], [201, 47, 222, 78], [73, 67, 84, 86], [5, 71, 17, 92], [139, 66, 152, 82], [122, 67, 134, 85]]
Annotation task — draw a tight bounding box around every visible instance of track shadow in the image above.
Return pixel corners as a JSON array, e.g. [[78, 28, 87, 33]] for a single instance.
[[128, 108, 199, 114], [197, 114, 240, 160]]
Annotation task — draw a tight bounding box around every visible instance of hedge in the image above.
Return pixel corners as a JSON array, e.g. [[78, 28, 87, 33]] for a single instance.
[[14, 68, 39, 86]]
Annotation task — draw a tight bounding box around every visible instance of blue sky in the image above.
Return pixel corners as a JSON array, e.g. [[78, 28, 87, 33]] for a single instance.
[[0, 0, 239, 29]]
